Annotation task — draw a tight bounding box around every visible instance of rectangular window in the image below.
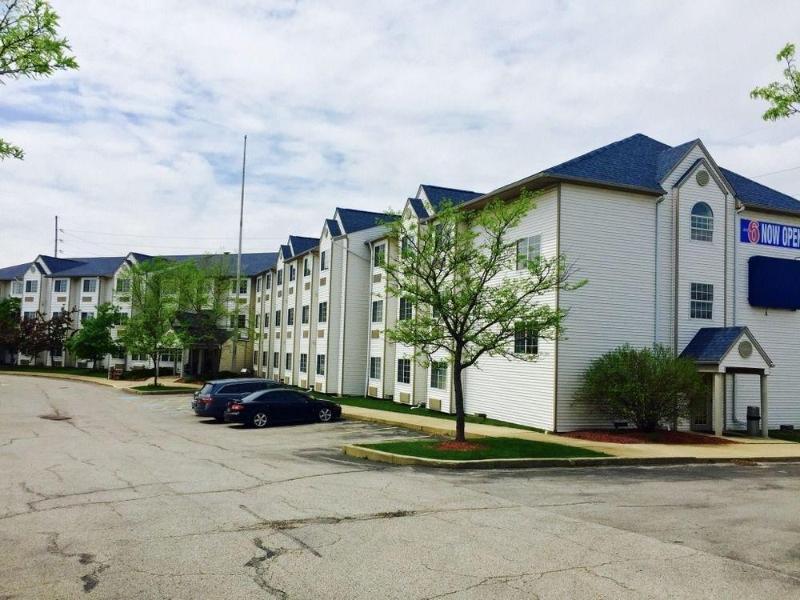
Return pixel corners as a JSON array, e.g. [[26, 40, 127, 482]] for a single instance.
[[374, 244, 386, 267], [397, 359, 411, 384], [320, 250, 328, 271], [398, 298, 412, 321], [303, 257, 311, 276], [80, 311, 94, 323], [316, 354, 326, 376], [516, 235, 541, 270], [266, 274, 272, 289], [23, 311, 36, 320], [301, 305, 310, 324], [131, 353, 147, 361], [277, 270, 283, 285], [369, 356, 381, 379], [53, 279, 68, 293], [273, 352, 279, 369], [318, 301, 328, 323], [256, 278, 262, 293], [82, 279, 97, 293], [262, 351, 268, 366], [160, 352, 173, 362], [118, 312, 129, 323], [289, 265, 296, 282], [285, 353, 292, 370], [237, 314, 247, 329], [371, 300, 384, 323], [25, 280, 38, 293], [115, 278, 130, 293], [51, 347, 63, 358], [275, 310, 281, 326], [300, 353, 308, 373], [401, 236, 411, 255], [287, 308, 294, 326], [690, 283, 714, 319], [254, 314, 260, 328], [11, 281, 23, 295], [514, 324, 539, 354], [430, 361, 448, 389], [239, 279, 248, 294], [52, 312, 60, 319], [264, 314, 269, 328]]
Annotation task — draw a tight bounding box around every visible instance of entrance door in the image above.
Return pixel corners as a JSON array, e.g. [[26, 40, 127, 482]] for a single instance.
[[691, 374, 713, 432]]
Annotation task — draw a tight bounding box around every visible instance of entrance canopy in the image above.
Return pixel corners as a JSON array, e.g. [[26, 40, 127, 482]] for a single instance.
[[680, 326, 773, 375], [680, 326, 773, 437]]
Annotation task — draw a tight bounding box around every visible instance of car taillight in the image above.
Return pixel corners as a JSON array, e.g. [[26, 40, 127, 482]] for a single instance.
[[230, 403, 244, 411], [197, 395, 213, 405]]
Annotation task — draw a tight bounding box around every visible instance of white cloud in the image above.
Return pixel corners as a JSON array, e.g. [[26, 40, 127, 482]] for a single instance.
[[1, 0, 799, 264]]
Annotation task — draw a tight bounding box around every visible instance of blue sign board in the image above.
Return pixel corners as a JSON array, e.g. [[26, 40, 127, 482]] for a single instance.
[[740, 218, 800, 250]]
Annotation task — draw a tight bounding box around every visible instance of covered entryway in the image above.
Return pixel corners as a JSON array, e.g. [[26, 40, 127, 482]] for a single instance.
[[680, 326, 774, 437]]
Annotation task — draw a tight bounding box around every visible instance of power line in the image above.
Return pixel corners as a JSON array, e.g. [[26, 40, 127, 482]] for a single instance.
[[750, 164, 800, 179], [60, 231, 234, 253], [62, 228, 289, 241]]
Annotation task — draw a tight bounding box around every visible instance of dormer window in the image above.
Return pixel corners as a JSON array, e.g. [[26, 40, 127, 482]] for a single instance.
[[691, 202, 713, 242]]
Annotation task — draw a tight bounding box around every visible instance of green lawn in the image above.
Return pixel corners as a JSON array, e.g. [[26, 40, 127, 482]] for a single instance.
[[313, 393, 546, 433], [362, 437, 608, 461], [0, 365, 108, 378], [130, 384, 197, 394], [770, 429, 800, 443]]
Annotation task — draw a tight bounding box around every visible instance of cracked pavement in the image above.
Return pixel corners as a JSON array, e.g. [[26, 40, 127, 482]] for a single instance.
[[1, 376, 799, 599]]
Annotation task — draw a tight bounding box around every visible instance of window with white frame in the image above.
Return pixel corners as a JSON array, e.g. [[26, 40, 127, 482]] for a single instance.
[[303, 257, 311, 276], [516, 235, 541, 270], [25, 280, 38, 293], [398, 298, 412, 321], [266, 273, 272, 289], [300, 353, 308, 373], [82, 279, 97, 293], [285, 353, 292, 370], [318, 302, 328, 323], [51, 347, 63, 358], [116, 278, 130, 293], [287, 308, 294, 326], [277, 270, 283, 285], [273, 352, 279, 369], [80, 311, 94, 323], [369, 356, 381, 379], [514, 324, 539, 354], [256, 277, 262, 293], [23, 311, 36, 320], [690, 202, 714, 241], [53, 279, 67, 293], [289, 265, 296, 282], [371, 300, 383, 323], [373, 244, 386, 267], [320, 250, 328, 271], [275, 309, 281, 326], [262, 351, 268, 366], [11, 281, 23, 295], [430, 361, 447, 389], [397, 359, 411, 383], [316, 354, 326, 375], [254, 314, 260, 328], [690, 283, 713, 319], [301, 305, 310, 324]]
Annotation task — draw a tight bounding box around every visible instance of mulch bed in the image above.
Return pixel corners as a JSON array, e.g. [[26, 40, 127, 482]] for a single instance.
[[562, 429, 735, 445], [436, 440, 485, 452]]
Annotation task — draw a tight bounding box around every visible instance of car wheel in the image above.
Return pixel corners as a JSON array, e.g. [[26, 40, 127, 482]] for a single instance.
[[252, 412, 269, 428], [318, 407, 333, 423], [214, 416, 224, 422]]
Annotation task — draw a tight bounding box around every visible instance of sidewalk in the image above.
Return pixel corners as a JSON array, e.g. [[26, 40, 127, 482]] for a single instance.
[[341, 405, 800, 461], [0, 370, 201, 392]]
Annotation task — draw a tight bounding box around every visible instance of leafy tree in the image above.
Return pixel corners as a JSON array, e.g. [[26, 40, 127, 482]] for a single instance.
[[66, 303, 121, 368], [751, 42, 799, 121], [44, 306, 74, 358], [576, 344, 706, 432], [171, 256, 233, 377], [0, 296, 21, 362], [383, 191, 583, 442], [17, 310, 48, 362], [0, 0, 78, 159], [119, 258, 181, 386]]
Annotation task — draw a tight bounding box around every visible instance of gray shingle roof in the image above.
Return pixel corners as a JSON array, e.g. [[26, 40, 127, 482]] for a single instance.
[[0, 262, 29, 281], [420, 185, 483, 210], [680, 326, 773, 367]]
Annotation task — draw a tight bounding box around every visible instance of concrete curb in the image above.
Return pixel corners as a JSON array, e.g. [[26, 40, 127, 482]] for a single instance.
[[342, 444, 800, 469], [340, 408, 487, 439], [125, 388, 196, 396]]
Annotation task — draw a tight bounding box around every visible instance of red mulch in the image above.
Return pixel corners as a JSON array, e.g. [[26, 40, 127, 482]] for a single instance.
[[562, 430, 735, 445], [436, 440, 485, 452]]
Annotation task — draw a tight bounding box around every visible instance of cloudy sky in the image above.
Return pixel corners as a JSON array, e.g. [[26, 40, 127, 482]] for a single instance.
[[1, 0, 799, 265]]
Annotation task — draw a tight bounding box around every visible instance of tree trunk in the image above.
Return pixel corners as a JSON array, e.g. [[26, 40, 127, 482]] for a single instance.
[[153, 352, 160, 387], [453, 360, 466, 442]]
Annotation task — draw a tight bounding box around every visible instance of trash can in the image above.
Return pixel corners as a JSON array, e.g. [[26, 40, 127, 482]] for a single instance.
[[746, 406, 761, 436]]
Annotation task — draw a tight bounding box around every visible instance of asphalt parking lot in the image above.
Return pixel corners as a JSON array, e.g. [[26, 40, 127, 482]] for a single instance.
[[1, 375, 799, 599]]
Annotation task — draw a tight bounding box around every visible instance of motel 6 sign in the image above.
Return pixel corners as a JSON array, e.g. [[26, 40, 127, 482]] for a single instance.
[[741, 218, 800, 250]]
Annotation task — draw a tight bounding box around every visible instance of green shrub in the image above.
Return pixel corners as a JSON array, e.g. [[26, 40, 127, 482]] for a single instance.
[[576, 344, 705, 432]]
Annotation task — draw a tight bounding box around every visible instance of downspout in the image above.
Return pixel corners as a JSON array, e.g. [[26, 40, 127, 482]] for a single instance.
[[654, 195, 666, 346], [364, 241, 375, 397], [338, 237, 349, 395], [672, 188, 680, 354], [553, 184, 562, 433]]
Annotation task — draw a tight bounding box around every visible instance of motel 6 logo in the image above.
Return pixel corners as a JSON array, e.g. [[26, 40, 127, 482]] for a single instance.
[[747, 220, 760, 244]]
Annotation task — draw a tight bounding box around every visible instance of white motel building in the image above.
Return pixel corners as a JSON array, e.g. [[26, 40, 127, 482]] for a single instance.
[[2, 133, 799, 434]]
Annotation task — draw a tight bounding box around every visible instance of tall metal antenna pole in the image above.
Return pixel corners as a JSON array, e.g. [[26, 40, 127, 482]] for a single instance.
[[231, 135, 247, 367], [54, 215, 58, 256]]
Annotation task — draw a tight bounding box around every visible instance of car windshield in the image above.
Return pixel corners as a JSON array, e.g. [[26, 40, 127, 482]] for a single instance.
[[241, 390, 266, 402]]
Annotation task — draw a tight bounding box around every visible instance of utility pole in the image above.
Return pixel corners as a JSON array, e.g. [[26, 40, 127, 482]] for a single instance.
[[231, 135, 247, 368], [54, 215, 58, 256]]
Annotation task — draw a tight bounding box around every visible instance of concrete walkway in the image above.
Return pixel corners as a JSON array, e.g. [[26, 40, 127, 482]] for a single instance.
[[341, 405, 800, 461], [0, 370, 201, 391]]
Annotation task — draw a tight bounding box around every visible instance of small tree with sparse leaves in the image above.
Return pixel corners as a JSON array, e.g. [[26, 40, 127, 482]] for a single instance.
[[751, 42, 799, 121], [66, 303, 121, 368], [383, 190, 584, 441]]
